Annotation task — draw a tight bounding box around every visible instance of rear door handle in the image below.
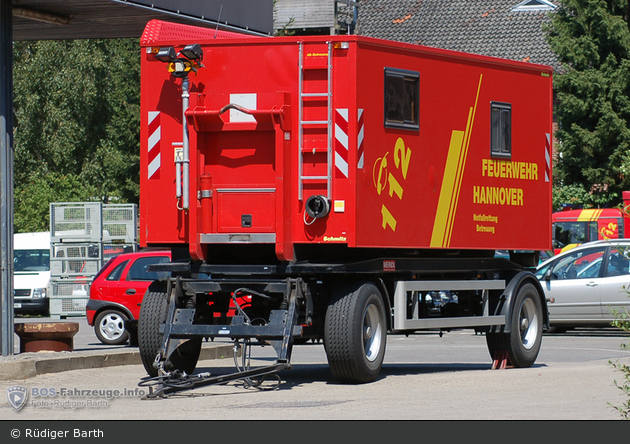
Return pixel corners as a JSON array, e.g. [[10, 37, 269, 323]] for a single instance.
[[126, 289, 137, 295], [586, 282, 598, 287]]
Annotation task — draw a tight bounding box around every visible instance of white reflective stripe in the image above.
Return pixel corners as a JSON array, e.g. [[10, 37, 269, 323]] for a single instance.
[[335, 151, 348, 177], [545, 145, 550, 165], [337, 108, 348, 121], [357, 120, 364, 147], [545, 148, 550, 182], [148, 111, 159, 124], [148, 126, 161, 152], [335, 123, 348, 149], [148, 153, 161, 179], [357, 110, 365, 169], [545, 133, 551, 182]]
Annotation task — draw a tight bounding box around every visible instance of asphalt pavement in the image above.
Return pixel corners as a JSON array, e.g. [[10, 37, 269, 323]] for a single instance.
[[1, 325, 628, 421], [1, 315, 235, 381]]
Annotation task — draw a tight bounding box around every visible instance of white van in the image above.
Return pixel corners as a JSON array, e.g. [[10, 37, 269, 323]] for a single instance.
[[13, 232, 51, 316]]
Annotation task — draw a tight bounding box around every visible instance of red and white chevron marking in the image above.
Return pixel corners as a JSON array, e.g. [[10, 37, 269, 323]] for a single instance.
[[148, 111, 161, 180], [545, 132, 551, 182], [335, 108, 365, 178], [358, 108, 365, 169], [335, 109, 349, 178]]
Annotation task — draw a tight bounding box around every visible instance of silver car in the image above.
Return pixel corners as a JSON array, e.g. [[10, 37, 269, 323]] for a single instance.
[[535, 239, 630, 331]]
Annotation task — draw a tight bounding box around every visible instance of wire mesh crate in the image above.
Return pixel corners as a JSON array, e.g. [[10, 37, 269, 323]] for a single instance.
[[50, 202, 102, 243], [103, 204, 138, 243], [50, 243, 102, 278], [49, 277, 91, 319]]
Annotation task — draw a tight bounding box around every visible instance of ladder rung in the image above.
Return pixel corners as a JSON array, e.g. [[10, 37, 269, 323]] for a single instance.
[[301, 92, 328, 98], [301, 147, 328, 153], [301, 175, 328, 180], [301, 120, 328, 125]]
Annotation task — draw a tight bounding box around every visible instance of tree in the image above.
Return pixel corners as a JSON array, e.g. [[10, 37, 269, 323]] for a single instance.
[[545, 0, 630, 208], [12, 38, 141, 232]]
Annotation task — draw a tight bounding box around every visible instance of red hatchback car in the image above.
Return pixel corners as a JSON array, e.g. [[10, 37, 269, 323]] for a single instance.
[[86, 250, 171, 345]]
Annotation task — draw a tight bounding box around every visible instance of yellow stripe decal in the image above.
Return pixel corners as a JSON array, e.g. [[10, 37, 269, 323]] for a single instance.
[[577, 209, 603, 222], [431, 75, 483, 248], [431, 130, 465, 247]]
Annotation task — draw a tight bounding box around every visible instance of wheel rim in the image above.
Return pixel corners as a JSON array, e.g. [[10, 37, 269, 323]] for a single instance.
[[519, 297, 539, 350], [363, 303, 383, 362], [99, 313, 126, 341]]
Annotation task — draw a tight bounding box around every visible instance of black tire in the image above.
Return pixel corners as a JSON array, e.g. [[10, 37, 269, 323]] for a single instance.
[[138, 281, 202, 377], [486, 282, 543, 368], [94, 309, 129, 345], [139, 283, 168, 377], [324, 281, 387, 384], [168, 337, 203, 376]]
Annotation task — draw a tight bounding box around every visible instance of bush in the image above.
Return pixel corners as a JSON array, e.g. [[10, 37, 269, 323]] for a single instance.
[[609, 302, 630, 419]]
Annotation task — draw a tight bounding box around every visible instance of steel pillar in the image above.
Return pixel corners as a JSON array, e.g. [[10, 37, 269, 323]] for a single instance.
[[0, 0, 13, 356]]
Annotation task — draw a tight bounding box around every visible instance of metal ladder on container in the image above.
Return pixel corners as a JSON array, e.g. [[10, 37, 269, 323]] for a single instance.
[[298, 41, 333, 201]]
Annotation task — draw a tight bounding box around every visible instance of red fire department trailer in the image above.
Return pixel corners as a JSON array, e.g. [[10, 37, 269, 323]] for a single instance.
[[137, 20, 553, 396]]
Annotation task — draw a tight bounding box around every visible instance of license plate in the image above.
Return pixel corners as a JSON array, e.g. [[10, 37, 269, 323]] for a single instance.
[[14, 303, 22, 309]]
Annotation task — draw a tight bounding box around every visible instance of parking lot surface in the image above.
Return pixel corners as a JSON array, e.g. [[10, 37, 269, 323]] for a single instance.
[[1, 318, 629, 420]]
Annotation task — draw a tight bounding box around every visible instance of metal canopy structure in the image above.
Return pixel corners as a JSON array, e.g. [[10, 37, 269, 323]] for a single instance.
[[12, 0, 272, 40], [0, 0, 273, 356]]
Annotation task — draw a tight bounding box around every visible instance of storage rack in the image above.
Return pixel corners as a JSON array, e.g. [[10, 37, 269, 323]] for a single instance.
[[48, 202, 138, 319]]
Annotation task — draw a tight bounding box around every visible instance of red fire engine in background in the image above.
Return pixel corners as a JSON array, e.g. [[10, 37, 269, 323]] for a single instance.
[[136, 20, 553, 396], [552, 191, 630, 254]]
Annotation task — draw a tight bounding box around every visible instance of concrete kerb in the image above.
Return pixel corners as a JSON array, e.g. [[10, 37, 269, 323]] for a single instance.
[[0, 343, 236, 381]]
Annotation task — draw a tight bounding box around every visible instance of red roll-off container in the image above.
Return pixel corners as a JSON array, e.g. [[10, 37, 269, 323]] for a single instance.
[[139, 19, 553, 262]]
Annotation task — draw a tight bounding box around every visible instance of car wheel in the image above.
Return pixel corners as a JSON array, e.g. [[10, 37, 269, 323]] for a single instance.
[[94, 310, 130, 345]]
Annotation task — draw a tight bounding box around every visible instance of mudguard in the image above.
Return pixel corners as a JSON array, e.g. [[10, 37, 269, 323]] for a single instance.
[[490, 270, 549, 334]]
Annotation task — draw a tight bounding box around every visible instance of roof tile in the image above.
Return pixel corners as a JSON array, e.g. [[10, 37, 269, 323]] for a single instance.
[[356, 0, 561, 72]]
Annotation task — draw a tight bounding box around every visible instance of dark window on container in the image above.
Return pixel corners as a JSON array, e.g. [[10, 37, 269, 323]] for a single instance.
[[491, 102, 511, 158], [384, 68, 419, 130]]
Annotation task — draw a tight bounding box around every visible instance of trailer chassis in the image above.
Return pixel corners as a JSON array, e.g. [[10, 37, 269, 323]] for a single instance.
[[137, 256, 548, 397]]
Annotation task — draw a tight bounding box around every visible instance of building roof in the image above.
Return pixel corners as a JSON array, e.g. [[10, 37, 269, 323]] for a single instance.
[[273, 0, 335, 34], [356, 0, 561, 73], [11, 0, 273, 41]]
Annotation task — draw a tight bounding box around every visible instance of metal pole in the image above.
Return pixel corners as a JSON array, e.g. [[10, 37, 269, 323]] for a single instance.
[[0, 0, 14, 356], [181, 75, 190, 210]]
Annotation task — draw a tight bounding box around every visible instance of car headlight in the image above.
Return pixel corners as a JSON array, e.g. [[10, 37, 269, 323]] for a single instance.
[[32, 288, 48, 299]]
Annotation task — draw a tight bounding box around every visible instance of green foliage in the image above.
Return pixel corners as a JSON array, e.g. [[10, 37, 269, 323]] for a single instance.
[[552, 183, 618, 210], [609, 302, 630, 419], [14, 173, 98, 232], [545, 1, 630, 208], [12, 38, 141, 233]]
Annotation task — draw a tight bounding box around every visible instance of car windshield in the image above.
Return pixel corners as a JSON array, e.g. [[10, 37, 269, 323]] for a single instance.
[[14, 249, 50, 272]]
